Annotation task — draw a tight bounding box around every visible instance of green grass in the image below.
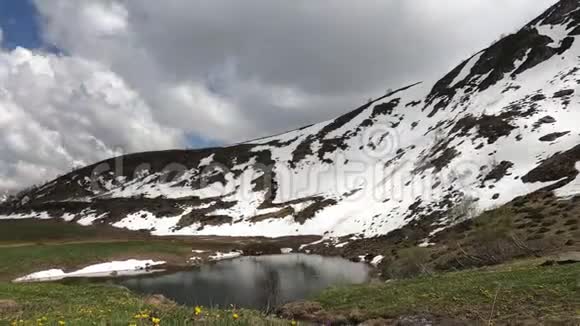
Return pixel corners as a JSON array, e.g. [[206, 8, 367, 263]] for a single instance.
[[0, 241, 193, 281], [0, 282, 288, 325], [316, 263, 580, 323], [0, 219, 138, 244]]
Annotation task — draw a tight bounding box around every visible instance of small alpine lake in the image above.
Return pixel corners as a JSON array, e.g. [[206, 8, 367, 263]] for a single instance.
[[109, 254, 371, 310]]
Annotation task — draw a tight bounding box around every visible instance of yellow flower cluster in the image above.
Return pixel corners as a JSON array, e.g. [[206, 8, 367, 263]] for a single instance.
[[130, 309, 160, 325], [192, 305, 245, 322], [11, 317, 68, 325]]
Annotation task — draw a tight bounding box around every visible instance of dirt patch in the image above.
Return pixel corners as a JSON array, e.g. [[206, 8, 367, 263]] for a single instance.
[[482, 161, 514, 184], [250, 207, 295, 223], [239, 242, 285, 256], [451, 113, 518, 145], [294, 199, 338, 224], [414, 143, 460, 174], [533, 115, 557, 130]]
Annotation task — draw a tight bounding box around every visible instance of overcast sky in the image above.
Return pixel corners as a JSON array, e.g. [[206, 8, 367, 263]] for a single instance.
[[0, 0, 558, 193]]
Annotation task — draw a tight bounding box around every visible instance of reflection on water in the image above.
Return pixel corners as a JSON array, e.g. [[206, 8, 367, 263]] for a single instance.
[[114, 254, 370, 310]]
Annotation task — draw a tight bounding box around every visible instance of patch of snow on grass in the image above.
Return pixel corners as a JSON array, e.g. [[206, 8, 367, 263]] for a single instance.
[[280, 248, 293, 254], [13, 259, 165, 283], [370, 255, 384, 266], [208, 251, 242, 261]]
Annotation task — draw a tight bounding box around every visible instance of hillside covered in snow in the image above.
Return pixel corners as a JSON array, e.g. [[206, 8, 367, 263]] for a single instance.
[[2, 0, 580, 240]]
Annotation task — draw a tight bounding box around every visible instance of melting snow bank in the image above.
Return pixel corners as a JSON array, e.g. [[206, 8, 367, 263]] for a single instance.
[[370, 255, 384, 267], [208, 251, 242, 261], [280, 248, 293, 254], [13, 259, 166, 283]]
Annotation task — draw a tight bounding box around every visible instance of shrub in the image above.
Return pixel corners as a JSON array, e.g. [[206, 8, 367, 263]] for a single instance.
[[460, 207, 549, 266], [383, 247, 432, 279]]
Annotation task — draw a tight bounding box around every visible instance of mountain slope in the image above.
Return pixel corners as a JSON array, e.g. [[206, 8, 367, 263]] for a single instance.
[[2, 0, 580, 239]]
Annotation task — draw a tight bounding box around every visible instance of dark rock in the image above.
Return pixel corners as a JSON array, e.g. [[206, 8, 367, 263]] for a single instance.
[[539, 131, 570, 142], [553, 89, 575, 98], [522, 144, 580, 183], [533, 116, 557, 129]]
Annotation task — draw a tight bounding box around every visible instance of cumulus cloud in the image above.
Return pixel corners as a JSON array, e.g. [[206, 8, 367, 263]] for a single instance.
[[0, 47, 182, 192], [34, 0, 557, 141], [0, 0, 559, 192]]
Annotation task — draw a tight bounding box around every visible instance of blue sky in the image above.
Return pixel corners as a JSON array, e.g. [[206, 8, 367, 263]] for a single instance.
[[0, 0, 43, 49], [0, 1, 63, 54]]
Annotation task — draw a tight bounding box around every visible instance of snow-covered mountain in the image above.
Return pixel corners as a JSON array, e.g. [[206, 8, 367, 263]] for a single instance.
[[2, 0, 580, 239]]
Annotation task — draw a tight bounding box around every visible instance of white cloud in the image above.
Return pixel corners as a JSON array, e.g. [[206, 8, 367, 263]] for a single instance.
[[81, 2, 128, 36], [0, 47, 183, 192], [33, 0, 557, 142]]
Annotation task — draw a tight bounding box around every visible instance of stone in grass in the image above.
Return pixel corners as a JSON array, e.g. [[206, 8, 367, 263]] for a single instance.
[[144, 294, 177, 307], [396, 314, 468, 326], [0, 299, 21, 314], [276, 301, 348, 324]]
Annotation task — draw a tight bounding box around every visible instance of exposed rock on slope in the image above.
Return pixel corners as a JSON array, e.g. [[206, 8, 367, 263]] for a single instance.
[[2, 0, 580, 239]]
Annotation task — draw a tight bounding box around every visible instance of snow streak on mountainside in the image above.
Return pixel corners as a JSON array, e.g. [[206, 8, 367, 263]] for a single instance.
[[2, 0, 580, 239]]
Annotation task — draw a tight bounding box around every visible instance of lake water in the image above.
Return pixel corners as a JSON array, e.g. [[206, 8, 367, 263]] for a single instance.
[[112, 254, 371, 310]]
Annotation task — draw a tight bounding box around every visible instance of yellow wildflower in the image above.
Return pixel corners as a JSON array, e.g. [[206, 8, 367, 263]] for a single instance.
[[194, 306, 202, 315], [58, 321, 66, 326], [291, 320, 297, 325], [233, 313, 239, 320], [152, 317, 161, 324]]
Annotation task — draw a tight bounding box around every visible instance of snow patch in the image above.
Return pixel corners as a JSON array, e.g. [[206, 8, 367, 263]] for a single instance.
[[280, 248, 293, 254], [370, 255, 384, 266], [208, 251, 242, 261], [13, 259, 166, 283]]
